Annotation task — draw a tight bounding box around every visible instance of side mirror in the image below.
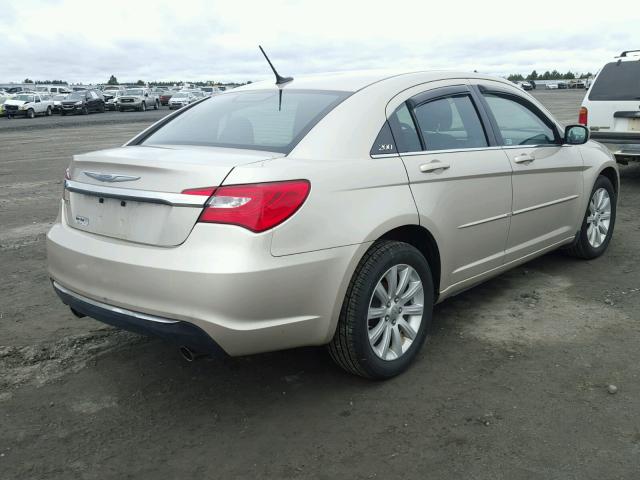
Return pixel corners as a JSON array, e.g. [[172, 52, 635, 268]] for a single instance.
[[564, 125, 589, 145]]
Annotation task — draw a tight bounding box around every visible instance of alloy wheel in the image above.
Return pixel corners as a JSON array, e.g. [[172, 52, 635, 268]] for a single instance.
[[367, 264, 424, 361], [586, 187, 611, 248]]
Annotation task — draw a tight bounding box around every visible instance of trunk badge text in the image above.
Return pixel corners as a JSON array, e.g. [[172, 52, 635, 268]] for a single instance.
[[83, 171, 141, 183], [74, 215, 89, 227]]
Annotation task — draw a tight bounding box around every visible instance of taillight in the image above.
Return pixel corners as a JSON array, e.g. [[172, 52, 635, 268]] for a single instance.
[[181, 186, 216, 197], [196, 180, 310, 232], [578, 107, 588, 126]]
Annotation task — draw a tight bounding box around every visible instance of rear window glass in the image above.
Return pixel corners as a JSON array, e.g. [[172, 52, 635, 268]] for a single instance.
[[589, 62, 640, 101], [142, 89, 350, 154]]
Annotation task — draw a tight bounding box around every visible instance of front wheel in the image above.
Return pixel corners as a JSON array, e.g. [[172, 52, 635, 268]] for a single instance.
[[154, 100, 159, 110], [46, 106, 52, 116], [140, 102, 146, 112], [27, 108, 35, 119], [329, 240, 434, 379], [82, 106, 89, 115], [565, 175, 616, 259]]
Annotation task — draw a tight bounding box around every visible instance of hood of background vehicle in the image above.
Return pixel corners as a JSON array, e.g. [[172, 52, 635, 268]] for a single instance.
[[5, 99, 28, 106]]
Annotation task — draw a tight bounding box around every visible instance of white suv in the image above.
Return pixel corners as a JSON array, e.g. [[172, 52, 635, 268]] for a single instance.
[[579, 49, 640, 163]]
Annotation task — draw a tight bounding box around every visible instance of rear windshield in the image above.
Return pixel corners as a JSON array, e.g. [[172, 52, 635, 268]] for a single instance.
[[141, 89, 350, 154], [589, 61, 640, 101]]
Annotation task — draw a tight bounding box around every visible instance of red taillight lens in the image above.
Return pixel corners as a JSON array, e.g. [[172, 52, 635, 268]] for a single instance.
[[578, 106, 588, 126], [182, 186, 216, 197], [197, 180, 310, 232]]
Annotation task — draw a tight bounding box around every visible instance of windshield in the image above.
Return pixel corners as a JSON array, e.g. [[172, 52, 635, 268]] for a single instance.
[[173, 93, 189, 98], [68, 92, 85, 100], [15, 94, 35, 102], [589, 61, 640, 101], [125, 89, 144, 96], [53, 95, 66, 100], [142, 89, 350, 154]]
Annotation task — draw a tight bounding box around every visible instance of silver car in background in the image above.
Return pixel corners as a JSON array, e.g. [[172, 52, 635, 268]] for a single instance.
[[168, 91, 197, 109], [47, 71, 618, 378], [117, 88, 160, 112]]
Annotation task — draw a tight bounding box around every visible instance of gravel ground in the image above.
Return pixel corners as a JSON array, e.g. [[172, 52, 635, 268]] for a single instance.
[[1, 89, 639, 479]]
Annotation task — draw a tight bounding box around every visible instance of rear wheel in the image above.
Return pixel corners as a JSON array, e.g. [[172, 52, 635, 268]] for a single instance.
[[565, 175, 616, 259], [154, 100, 159, 110], [46, 106, 52, 116], [329, 240, 433, 379]]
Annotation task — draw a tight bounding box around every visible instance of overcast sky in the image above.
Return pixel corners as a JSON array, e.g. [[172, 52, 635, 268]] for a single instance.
[[1, 0, 638, 84]]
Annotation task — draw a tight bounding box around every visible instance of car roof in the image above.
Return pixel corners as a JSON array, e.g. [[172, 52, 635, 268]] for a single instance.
[[233, 70, 515, 93]]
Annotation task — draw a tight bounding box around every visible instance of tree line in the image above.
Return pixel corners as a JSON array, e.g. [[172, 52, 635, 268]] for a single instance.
[[506, 70, 593, 82]]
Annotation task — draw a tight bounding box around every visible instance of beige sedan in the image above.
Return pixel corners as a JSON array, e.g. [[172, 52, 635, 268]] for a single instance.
[[47, 71, 618, 378]]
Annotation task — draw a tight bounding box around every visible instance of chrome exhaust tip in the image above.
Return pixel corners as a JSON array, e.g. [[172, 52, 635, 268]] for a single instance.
[[179, 346, 207, 362]]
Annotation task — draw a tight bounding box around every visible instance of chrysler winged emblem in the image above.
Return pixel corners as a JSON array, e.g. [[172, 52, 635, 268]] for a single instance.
[[83, 171, 141, 183]]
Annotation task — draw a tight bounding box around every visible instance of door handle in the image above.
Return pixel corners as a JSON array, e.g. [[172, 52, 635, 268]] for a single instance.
[[420, 160, 450, 173], [513, 153, 535, 164]]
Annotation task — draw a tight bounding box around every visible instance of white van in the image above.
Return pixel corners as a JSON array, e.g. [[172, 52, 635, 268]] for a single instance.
[[579, 50, 640, 163]]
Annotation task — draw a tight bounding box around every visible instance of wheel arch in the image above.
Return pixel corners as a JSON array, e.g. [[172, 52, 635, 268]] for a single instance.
[[377, 224, 441, 300], [598, 166, 618, 194]]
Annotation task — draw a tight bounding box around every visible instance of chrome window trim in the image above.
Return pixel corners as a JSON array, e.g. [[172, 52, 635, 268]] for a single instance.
[[64, 180, 208, 207], [52, 281, 180, 324]]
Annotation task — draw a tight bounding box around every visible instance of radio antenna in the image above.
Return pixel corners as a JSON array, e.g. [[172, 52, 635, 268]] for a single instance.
[[259, 45, 293, 85]]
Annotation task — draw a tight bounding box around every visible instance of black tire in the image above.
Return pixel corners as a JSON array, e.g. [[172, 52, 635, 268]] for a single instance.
[[82, 105, 89, 115], [46, 106, 52, 116], [27, 108, 35, 119], [565, 175, 616, 259], [99, 102, 105, 113], [140, 102, 146, 112], [154, 100, 159, 110], [61, 111, 67, 116], [328, 240, 434, 379]]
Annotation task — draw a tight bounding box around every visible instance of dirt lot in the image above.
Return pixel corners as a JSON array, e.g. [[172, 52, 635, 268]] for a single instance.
[[1, 89, 639, 479]]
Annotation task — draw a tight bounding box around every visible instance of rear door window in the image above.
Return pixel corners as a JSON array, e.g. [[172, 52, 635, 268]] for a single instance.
[[589, 61, 640, 101], [412, 95, 488, 151]]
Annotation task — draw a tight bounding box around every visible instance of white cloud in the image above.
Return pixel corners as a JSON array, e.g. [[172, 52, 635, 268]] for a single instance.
[[1, 0, 638, 83]]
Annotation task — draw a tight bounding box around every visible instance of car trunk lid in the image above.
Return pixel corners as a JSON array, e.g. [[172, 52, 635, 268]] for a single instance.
[[64, 145, 282, 246]]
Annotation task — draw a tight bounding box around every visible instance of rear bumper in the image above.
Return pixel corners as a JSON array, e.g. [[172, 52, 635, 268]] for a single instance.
[[47, 200, 361, 356], [53, 281, 227, 356], [590, 132, 640, 162]]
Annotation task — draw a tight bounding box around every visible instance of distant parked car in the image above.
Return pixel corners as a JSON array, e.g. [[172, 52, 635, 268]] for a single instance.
[[517, 81, 533, 91], [6, 86, 27, 94], [569, 80, 585, 89], [117, 88, 159, 112], [189, 90, 207, 99], [4, 93, 54, 118], [168, 91, 197, 109], [159, 92, 173, 105], [557, 82, 568, 89], [546, 83, 559, 90], [105, 90, 123, 111], [201, 86, 221, 96], [60, 90, 105, 115], [52, 94, 68, 113]]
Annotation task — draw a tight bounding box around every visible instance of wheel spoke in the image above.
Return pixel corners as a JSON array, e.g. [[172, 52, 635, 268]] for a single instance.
[[398, 319, 417, 340], [395, 267, 410, 298], [400, 281, 423, 304], [368, 306, 386, 320], [369, 319, 386, 344], [598, 223, 608, 236], [599, 212, 611, 221], [385, 266, 398, 301], [390, 326, 403, 358], [379, 324, 392, 358], [402, 304, 423, 316], [374, 282, 389, 303]]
